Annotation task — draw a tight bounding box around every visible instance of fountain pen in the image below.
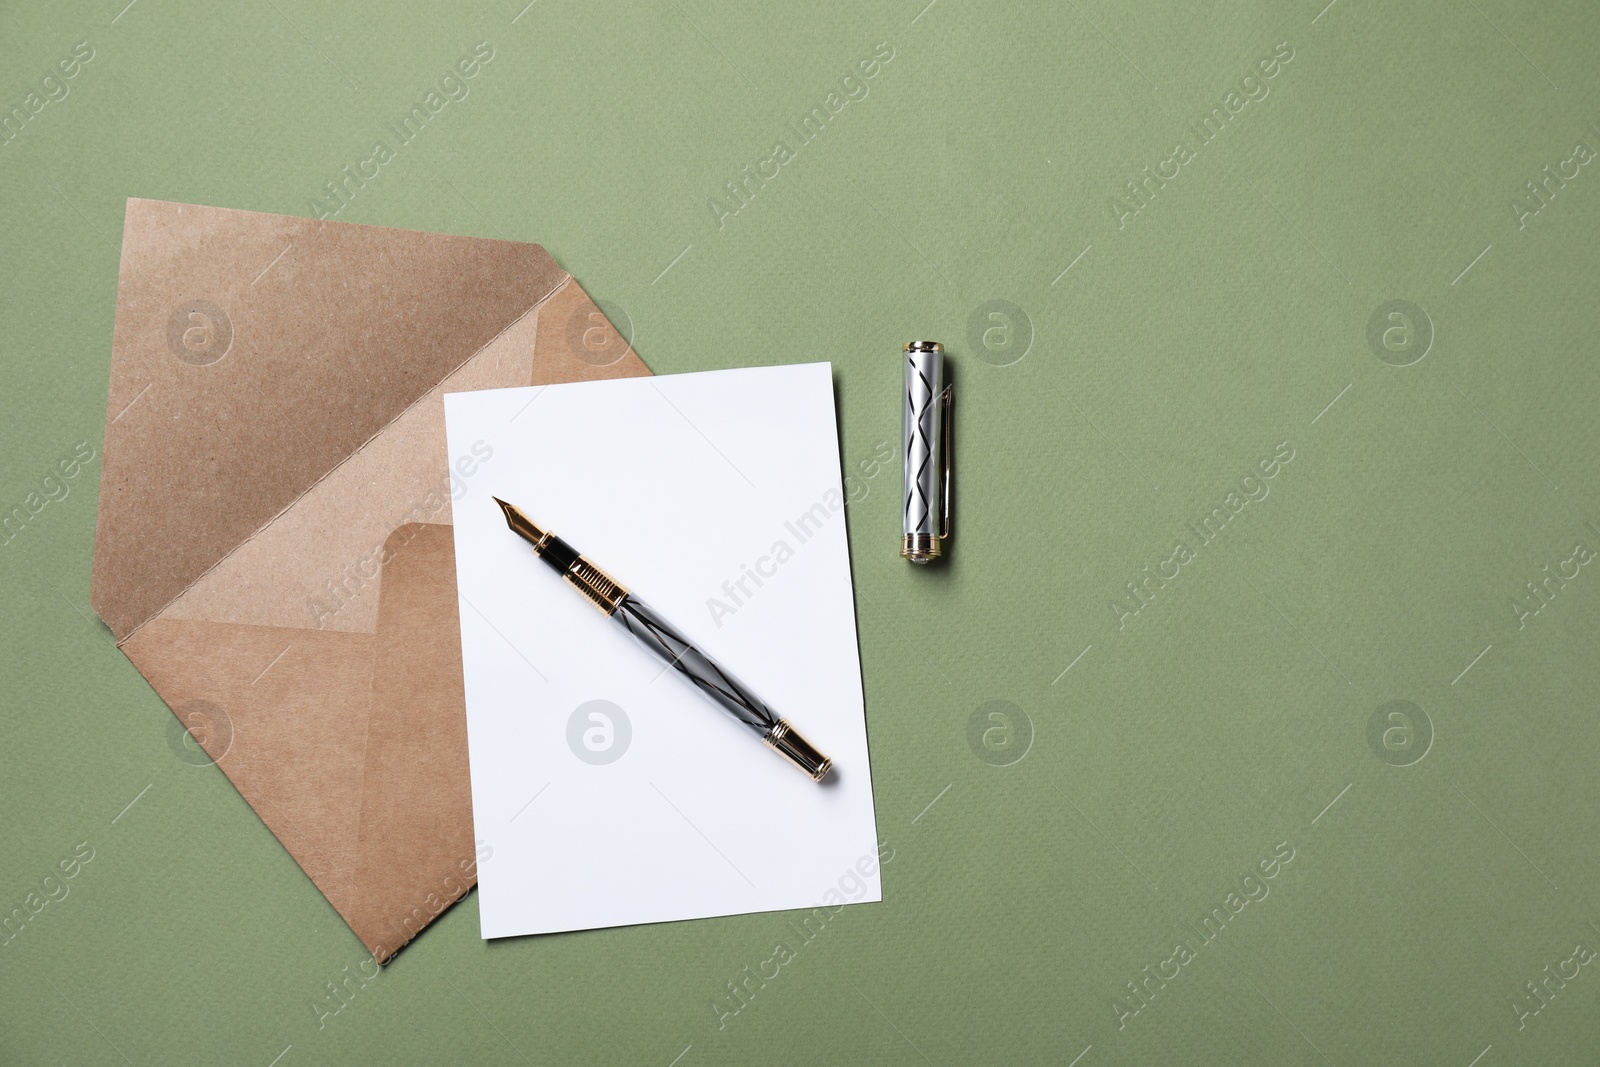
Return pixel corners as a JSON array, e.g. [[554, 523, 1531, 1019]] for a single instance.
[[493, 497, 833, 782]]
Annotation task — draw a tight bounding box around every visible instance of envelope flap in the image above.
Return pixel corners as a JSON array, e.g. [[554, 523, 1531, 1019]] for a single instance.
[[91, 199, 568, 640]]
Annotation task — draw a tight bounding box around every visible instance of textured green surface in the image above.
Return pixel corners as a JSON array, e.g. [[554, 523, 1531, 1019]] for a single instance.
[[4, 0, 1600, 1063]]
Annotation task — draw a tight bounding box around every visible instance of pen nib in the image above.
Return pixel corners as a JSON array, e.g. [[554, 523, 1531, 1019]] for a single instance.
[[492, 496, 547, 547]]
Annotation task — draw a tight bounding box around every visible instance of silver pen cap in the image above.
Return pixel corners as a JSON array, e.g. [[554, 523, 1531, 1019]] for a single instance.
[[900, 341, 952, 564]]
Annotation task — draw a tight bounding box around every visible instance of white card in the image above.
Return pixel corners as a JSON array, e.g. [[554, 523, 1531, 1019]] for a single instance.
[[444, 363, 881, 938]]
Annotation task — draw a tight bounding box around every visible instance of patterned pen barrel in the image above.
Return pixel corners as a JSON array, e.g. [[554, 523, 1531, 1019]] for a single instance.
[[900, 341, 952, 564], [612, 597, 830, 779]]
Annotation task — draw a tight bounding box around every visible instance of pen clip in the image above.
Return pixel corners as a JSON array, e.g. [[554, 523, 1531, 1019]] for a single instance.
[[938, 384, 952, 541]]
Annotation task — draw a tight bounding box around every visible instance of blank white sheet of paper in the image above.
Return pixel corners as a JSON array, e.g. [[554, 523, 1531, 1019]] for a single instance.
[[443, 362, 881, 938]]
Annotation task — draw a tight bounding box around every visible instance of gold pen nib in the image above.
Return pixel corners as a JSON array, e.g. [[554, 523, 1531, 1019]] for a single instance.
[[492, 496, 548, 548]]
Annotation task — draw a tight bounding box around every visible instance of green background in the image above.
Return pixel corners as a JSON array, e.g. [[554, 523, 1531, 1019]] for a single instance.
[[4, 0, 1599, 1063]]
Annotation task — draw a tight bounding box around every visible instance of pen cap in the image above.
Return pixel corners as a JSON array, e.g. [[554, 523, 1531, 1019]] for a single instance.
[[900, 342, 950, 563]]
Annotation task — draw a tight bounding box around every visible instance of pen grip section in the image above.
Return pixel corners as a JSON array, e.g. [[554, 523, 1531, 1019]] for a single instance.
[[612, 596, 777, 734]]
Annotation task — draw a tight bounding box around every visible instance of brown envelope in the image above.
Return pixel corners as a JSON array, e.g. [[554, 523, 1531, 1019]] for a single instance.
[[91, 199, 650, 962]]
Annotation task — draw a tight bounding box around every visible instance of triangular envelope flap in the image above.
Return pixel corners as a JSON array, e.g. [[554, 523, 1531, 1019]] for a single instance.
[[91, 199, 568, 640]]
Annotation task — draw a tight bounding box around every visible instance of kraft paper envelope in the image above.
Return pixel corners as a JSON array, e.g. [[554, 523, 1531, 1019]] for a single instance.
[[90, 198, 649, 962]]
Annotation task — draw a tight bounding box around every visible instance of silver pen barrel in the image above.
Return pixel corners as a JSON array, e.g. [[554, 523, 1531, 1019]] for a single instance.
[[613, 596, 831, 781], [612, 595, 776, 733], [900, 341, 951, 564]]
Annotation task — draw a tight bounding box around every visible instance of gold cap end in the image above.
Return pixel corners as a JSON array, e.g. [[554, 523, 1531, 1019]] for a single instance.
[[765, 720, 832, 782], [904, 341, 944, 354], [901, 533, 943, 564]]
